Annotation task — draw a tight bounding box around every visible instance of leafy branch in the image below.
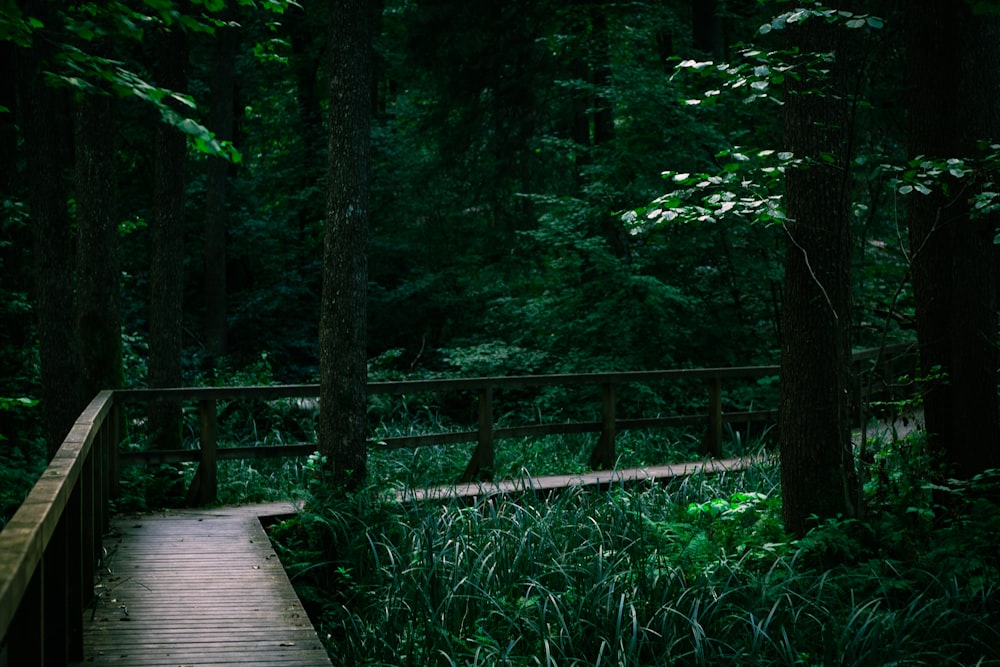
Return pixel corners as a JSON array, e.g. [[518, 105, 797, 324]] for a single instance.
[[622, 147, 799, 235], [2, 0, 300, 162]]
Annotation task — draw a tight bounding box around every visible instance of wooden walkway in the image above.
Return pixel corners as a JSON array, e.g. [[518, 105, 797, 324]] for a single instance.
[[400, 455, 767, 502], [73, 502, 331, 667], [68, 458, 769, 666]]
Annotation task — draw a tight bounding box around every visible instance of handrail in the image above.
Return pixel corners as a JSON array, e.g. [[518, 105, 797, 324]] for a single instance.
[[114, 364, 786, 497], [112, 364, 781, 402], [0, 390, 118, 666], [0, 342, 915, 665], [114, 342, 915, 498]]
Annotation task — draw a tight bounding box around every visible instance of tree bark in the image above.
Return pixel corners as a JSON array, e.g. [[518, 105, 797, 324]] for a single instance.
[[779, 13, 859, 536], [691, 0, 723, 61], [205, 20, 238, 365], [907, 1, 1000, 479], [149, 27, 189, 455], [75, 92, 123, 401], [288, 5, 328, 240], [0, 41, 35, 458], [318, 0, 373, 491], [0, 42, 16, 192], [16, 15, 79, 458]]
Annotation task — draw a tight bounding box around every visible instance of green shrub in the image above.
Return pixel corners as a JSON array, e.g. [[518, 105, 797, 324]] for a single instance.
[[270, 450, 1000, 666]]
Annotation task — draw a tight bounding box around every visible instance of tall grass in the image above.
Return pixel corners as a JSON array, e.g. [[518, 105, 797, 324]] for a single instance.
[[271, 452, 1000, 666]]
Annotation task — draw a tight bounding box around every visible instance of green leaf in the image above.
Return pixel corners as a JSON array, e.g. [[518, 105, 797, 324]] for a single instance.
[[866, 16, 884, 29], [0, 396, 40, 410]]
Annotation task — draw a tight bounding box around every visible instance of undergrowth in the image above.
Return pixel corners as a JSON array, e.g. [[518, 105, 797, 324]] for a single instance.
[[269, 431, 1000, 666]]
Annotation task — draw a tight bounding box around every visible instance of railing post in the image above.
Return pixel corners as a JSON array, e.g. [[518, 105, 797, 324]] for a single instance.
[[8, 561, 44, 665], [885, 353, 896, 403], [82, 431, 97, 598], [44, 512, 70, 666], [67, 469, 86, 662], [94, 419, 108, 543], [702, 378, 723, 458], [460, 385, 494, 482], [589, 382, 616, 470], [198, 399, 218, 506], [109, 398, 121, 499]]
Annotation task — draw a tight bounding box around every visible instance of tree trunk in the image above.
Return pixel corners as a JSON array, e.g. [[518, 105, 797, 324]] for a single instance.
[[205, 20, 238, 366], [75, 92, 123, 401], [0, 42, 16, 192], [0, 41, 35, 458], [288, 5, 328, 240], [691, 0, 723, 61], [149, 28, 189, 456], [779, 13, 859, 536], [318, 0, 373, 491], [907, 1, 1000, 479], [16, 17, 79, 458]]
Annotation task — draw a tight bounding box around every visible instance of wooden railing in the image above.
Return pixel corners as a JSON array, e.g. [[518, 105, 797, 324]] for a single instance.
[[0, 391, 118, 666], [114, 364, 782, 505], [0, 342, 914, 665]]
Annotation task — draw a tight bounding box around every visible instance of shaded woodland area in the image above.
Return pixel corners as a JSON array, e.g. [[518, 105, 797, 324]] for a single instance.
[[3, 0, 1000, 663]]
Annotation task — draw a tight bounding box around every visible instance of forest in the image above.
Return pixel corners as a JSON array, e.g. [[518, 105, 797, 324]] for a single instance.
[[2, 0, 1000, 664]]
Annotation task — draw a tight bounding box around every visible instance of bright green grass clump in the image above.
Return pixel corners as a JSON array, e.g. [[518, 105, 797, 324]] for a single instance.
[[270, 455, 1000, 667]]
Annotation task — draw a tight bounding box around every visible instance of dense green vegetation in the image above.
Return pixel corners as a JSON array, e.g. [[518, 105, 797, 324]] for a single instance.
[[3, 0, 1000, 662], [270, 426, 1000, 665]]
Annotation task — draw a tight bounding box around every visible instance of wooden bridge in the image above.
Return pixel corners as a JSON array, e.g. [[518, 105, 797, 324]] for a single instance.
[[0, 344, 914, 665], [79, 502, 330, 666]]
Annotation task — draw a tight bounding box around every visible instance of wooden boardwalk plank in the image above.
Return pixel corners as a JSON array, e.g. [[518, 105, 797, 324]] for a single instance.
[[400, 455, 771, 502], [68, 459, 785, 665], [73, 503, 331, 667]]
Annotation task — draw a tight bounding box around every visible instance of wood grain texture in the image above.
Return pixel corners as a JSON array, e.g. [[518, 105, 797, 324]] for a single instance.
[[401, 456, 769, 502], [72, 502, 331, 666]]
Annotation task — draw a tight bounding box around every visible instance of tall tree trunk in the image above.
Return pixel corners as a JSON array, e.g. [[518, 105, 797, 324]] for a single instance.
[[16, 16, 79, 458], [0, 40, 34, 458], [907, 2, 1000, 479], [779, 13, 859, 536], [288, 6, 327, 240], [691, 0, 723, 61], [0, 42, 16, 192], [590, 5, 629, 260], [75, 92, 123, 401], [591, 7, 615, 149], [205, 20, 238, 366], [149, 27, 189, 457], [319, 0, 373, 491]]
